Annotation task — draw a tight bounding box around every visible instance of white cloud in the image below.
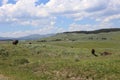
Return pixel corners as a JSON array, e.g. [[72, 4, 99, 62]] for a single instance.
[[0, 25, 64, 38], [2, 0, 8, 5], [69, 22, 114, 31], [103, 14, 120, 22], [0, 0, 120, 37], [0, 0, 120, 24], [0, 0, 49, 23]]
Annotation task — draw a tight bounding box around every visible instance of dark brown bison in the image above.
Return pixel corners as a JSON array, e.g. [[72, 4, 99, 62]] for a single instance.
[[91, 49, 98, 57], [12, 40, 19, 45], [29, 42, 32, 44], [100, 51, 112, 56]]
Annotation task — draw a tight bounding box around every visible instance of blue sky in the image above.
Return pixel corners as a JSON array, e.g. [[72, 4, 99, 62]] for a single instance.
[[0, 0, 120, 37]]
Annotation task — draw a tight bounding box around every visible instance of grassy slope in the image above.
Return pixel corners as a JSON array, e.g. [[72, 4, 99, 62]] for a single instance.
[[0, 32, 120, 80], [41, 31, 120, 41]]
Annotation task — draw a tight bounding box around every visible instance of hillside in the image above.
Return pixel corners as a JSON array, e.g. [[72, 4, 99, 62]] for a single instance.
[[0, 37, 13, 41], [0, 33, 120, 80], [0, 28, 120, 80], [39, 28, 120, 42], [64, 28, 120, 34], [1, 28, 120, 41]]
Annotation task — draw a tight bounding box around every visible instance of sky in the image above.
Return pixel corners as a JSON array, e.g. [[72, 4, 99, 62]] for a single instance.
[[0, 0, 120, 37]]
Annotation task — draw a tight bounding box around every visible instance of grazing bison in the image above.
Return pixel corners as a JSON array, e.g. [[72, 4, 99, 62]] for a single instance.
[[100, 51, 112, 56], [12, 40, 19, 45], [29, 42, 32, 44], [91, 49, 98, 57]]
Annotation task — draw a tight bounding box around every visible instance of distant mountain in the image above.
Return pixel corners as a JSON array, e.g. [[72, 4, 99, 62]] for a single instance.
[[0, 37, 13, 41], [1, 28, 120, 41], [64, 28, 120, 34], [0, 34, 55, 41], [17, 34, 55, 40]]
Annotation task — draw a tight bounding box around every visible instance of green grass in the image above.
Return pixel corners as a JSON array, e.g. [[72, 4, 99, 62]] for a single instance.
[[0, 34, 120, 80], [40, 31, 120, 42]]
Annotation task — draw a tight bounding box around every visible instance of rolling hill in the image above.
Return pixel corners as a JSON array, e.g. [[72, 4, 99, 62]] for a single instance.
[[0, 34, 55, 41], [0, 37, 13, 41], [64, 28, 120, 34], [1, 28, 120, 41], [17, 34, 55, 40], [39, 28, 120, 42], [0, 28, 120, 80]]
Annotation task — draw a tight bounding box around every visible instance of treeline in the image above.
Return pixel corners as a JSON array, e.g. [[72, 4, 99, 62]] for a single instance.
[[64, 28, 120, 34], [0, 39, 13, 41]]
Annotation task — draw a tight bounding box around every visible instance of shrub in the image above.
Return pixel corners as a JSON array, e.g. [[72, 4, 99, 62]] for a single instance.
[[74, 55, 80, 62], [0, 48, 9, 57], [14, 58, 29, 65], [38, 40, 47, 42]]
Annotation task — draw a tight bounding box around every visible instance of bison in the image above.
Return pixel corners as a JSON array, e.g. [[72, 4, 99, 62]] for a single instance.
[[91, 49, 98, 57], [100, 51, 112, 56], [12, 40, 19, 45], [29, 42, 32, 44]]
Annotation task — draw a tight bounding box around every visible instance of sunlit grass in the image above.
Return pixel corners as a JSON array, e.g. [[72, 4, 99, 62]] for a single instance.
[[0, 40, 120, 80]]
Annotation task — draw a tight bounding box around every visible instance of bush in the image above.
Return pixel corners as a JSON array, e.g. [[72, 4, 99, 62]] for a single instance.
[[14, 58, 29, 65], [0, 48, 9, 57], [74, 56, 80, 62]]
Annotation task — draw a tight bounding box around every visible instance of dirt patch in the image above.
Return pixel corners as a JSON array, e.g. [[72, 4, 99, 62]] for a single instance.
[[0, 74, 10, 80]]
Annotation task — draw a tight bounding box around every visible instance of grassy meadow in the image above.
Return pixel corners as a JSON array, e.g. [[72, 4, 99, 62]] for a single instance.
[[0, 32, 120, 80]]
